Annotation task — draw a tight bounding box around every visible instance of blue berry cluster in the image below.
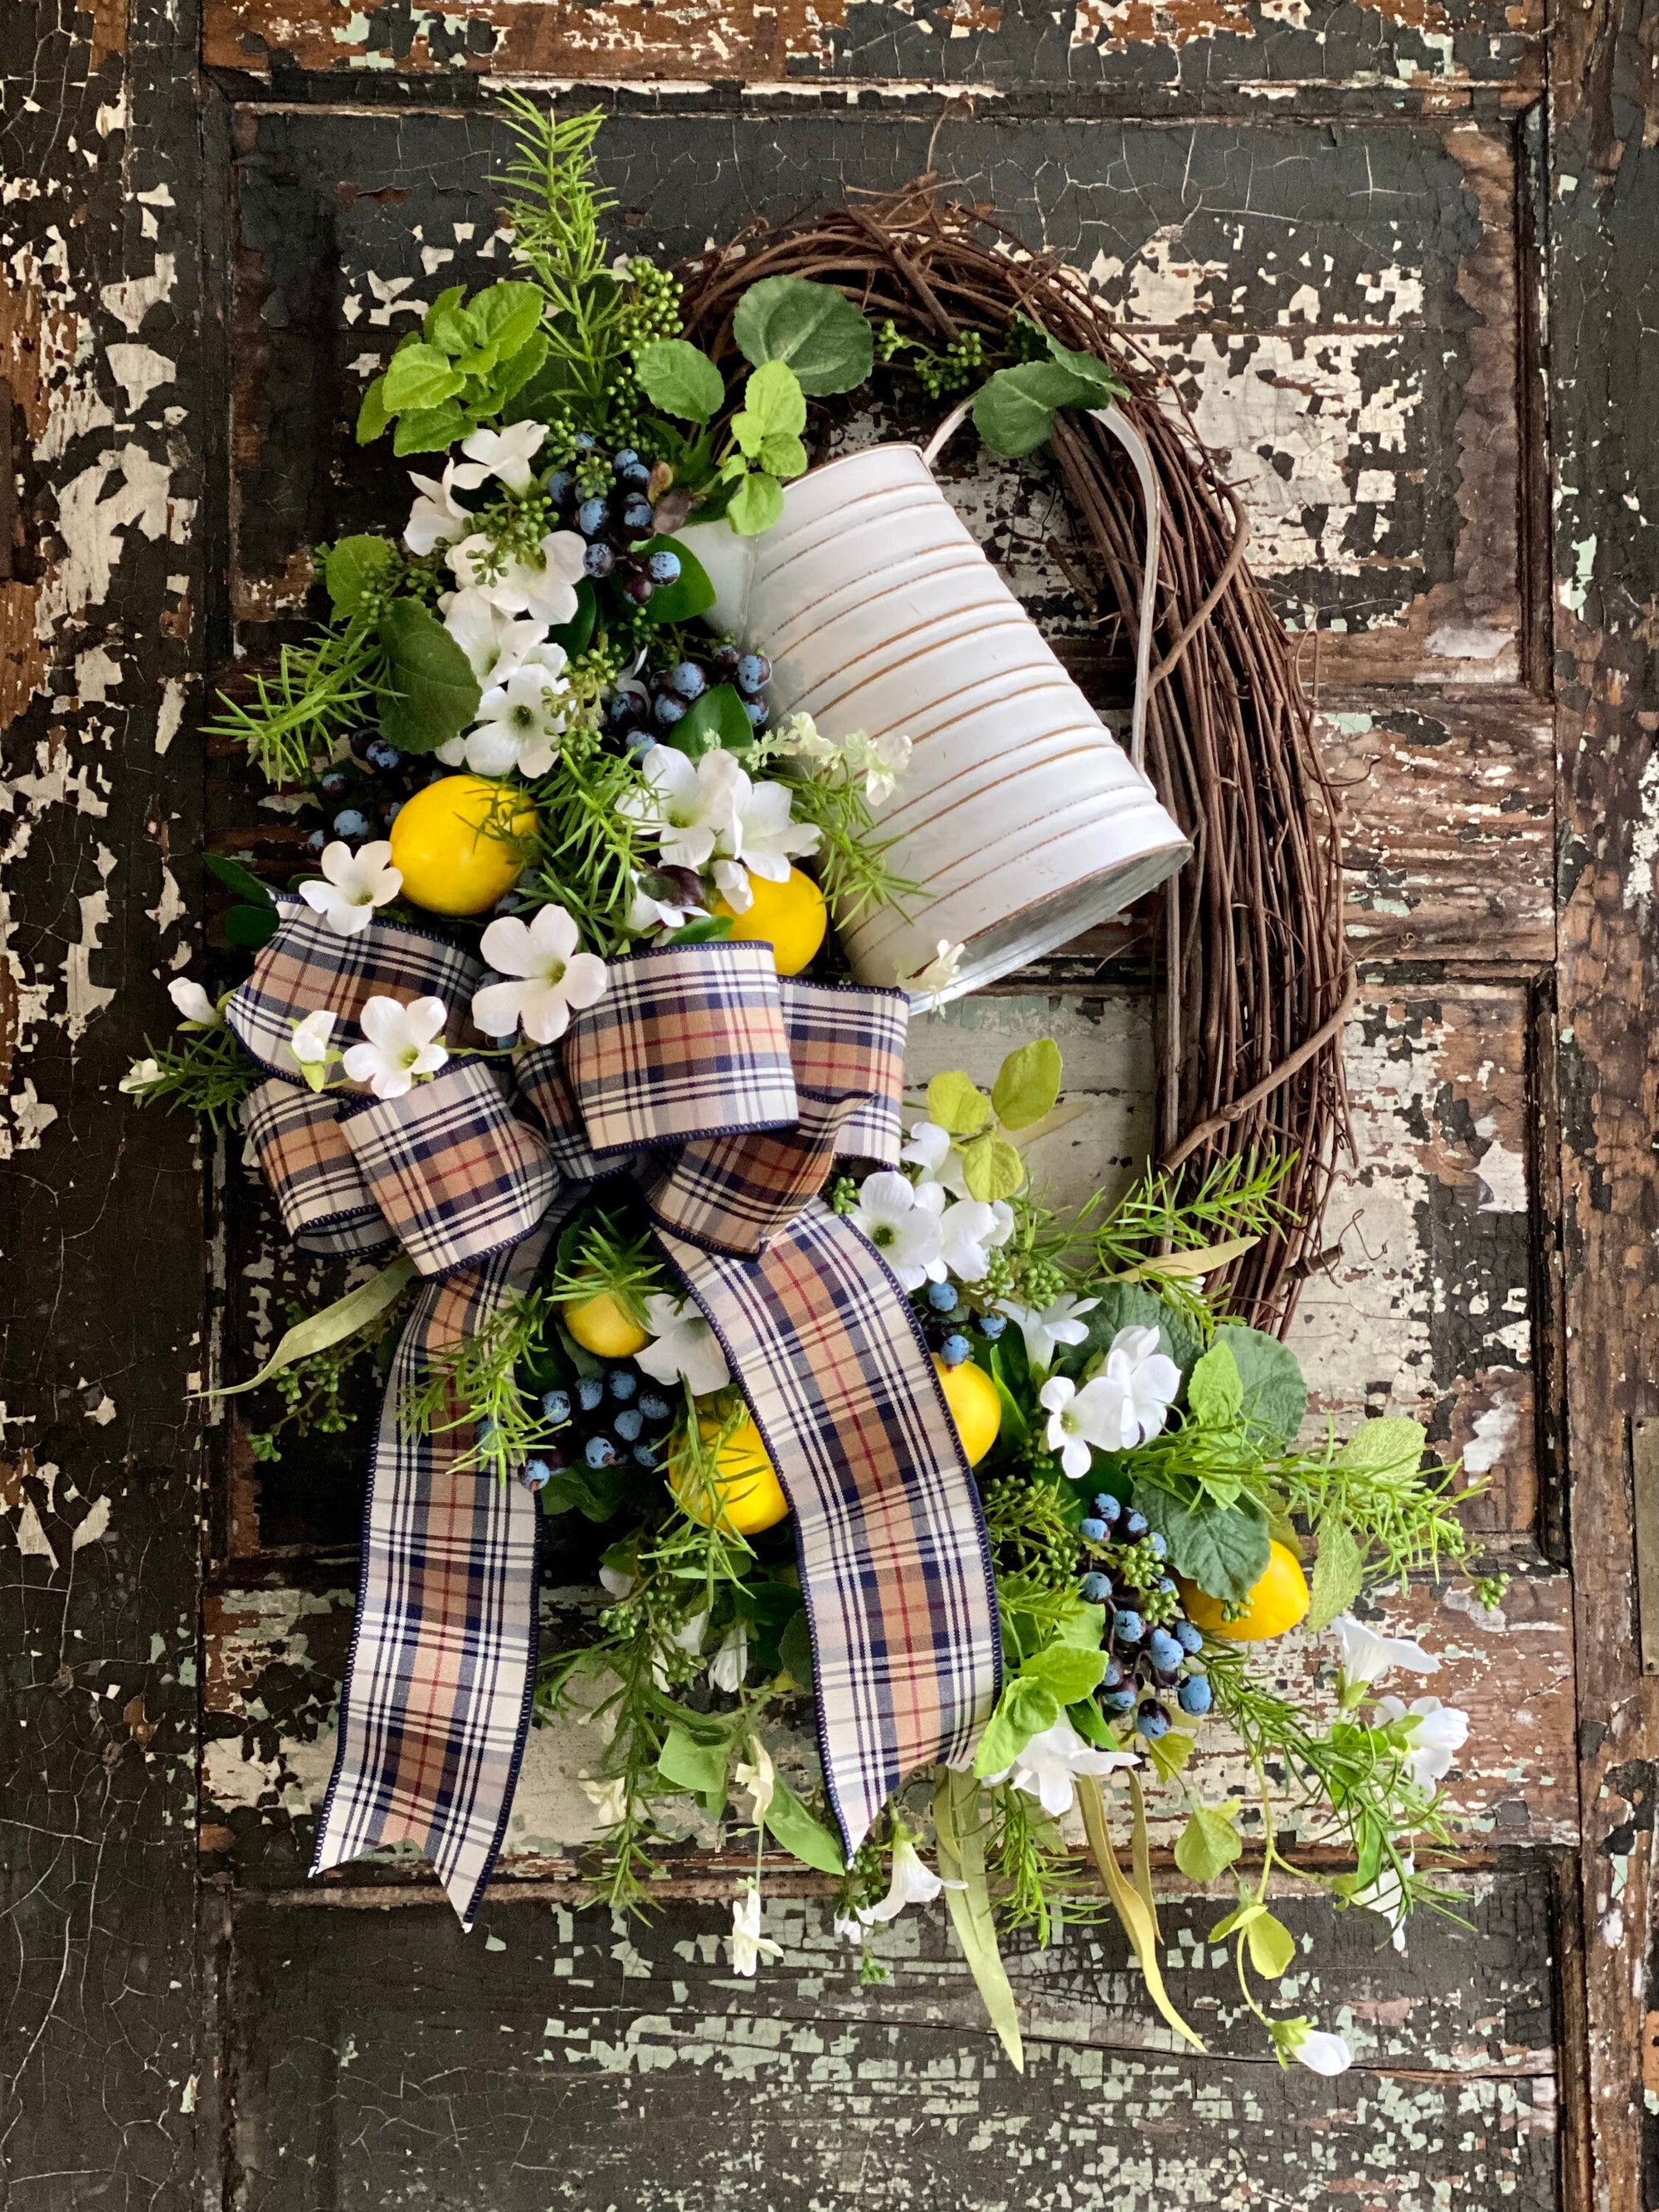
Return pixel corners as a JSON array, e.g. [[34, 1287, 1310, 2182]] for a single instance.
[[1078, 1494, 1212, 1736], [922, 1278, 1007, 1367], [519, 1366, 676, 1494], [547, 441, 677, 610], [604, 643, 770, 761], [304, 732, 445, 853]]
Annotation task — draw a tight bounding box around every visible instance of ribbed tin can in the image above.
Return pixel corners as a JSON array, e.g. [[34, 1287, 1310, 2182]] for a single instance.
[[683, 439, 1189, 999]]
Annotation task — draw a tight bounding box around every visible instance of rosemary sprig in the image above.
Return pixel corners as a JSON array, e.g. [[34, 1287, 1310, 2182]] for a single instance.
[[398, 1290, 557, 1482], [119, 1025, 262, 1135]]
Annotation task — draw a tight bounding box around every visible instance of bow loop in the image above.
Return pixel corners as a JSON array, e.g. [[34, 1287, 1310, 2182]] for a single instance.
[[243, 1077, 392, 1259]]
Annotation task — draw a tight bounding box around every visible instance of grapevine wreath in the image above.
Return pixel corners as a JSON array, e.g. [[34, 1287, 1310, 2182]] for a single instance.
[[128, 104, 1500, 2071]]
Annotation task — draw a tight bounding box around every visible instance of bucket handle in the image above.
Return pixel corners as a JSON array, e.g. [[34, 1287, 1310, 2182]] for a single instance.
[[922, 399, 1161, 775]]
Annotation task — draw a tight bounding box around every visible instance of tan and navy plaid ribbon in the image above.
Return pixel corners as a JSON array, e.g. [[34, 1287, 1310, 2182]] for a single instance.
[[229, 906, 1000, 1925]]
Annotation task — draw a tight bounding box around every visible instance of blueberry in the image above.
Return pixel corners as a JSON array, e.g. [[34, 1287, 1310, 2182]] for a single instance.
[[939, 1333, 971, 1368], [736, 653, 771, 693], [1178, 1675, 1214, 1717], [1114, 1610, 1146, 1643], [649, 550, 683, 586], [669, 660, 705, 700], [333, 808, 372, 841], [614, 1406, 645, 1442], [927, 1281, 959, 1313], [654, 695, 687, 727], [1093, 1493, 1122, 1523], [621, 496, 654, 534], [1157, 1578, 1178, 1595], [639, 1392, 671, 1423], [519, 1458, 552, 1492], [319, 768, 351, 799], [612, 448, 640, 470], [542, 1389, 572, 1426], [1174, 1620, 1204, 1655], [1080, 1572, 1112, 1604], [1079, 1516, 1107, 1544], [1124, 1510, 1149, 1540], [622, 571, 655, 607], [742, 697, 769, 727], [577, 1375, 606, 1414], [1147, 1629, 1184, 1673], [625, 730, 656, 763], [544, 469, 572, 503], [1136, 1705, 1171, 1740], [584, 1433, 620, 1470], [977, 1311, 1007, 1340], [306, 829, 327, 853], [583, 542, 615, 578], [380, 799, 404, 829], [573, 431, 597, 453], [1102, 1688, 1137, 1716], [1102, 1657, 1124, 1690], [618, 462, 652, 492], [1147, 1531, 1168, 1558], [606, 1372, 635, 1404], [577, 497, 609, 537], [633, 1438, 659, 1468], [364, 737, 401, 774]]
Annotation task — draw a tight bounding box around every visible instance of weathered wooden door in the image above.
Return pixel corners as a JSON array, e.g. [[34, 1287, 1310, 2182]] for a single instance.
[[3, 0, 1657, 2199]]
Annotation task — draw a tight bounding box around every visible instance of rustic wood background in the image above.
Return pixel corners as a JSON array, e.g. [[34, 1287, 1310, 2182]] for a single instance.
[[1, 0, 1657, 2199]]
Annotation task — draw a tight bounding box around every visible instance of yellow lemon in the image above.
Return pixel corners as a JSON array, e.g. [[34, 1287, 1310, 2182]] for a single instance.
[[389, 774, 538, 916], [671, 1415, 791, 1537], [714, 866, 828, 977], [564, 1291, 650, 1359], [1181, 1540, 1309, 1643], [935, 1354, 1001, 1467]]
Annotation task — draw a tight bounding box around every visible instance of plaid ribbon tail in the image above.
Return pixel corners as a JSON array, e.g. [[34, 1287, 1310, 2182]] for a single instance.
[[311, 1227, 552, 1927], [659, 1204, 1003, 1857]]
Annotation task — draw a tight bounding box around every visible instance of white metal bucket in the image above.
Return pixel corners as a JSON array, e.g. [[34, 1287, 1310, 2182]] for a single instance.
[[682, 404, 1190, 1000]]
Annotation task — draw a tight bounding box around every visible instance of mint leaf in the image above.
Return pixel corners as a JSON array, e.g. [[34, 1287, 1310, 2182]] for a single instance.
[[377, 598, 481, 755], [1187, 1341, 1245, 1428], [926, 1070, 992, 1139], [738, 359, 807, 439], [635, 338, 727, 423], [382, 341, 466, 414], [973, 1675, 1060, 1777], [391, 401, 467, 456], [355, 375, 391, 446], [727, 471, 785, 537], [757, 430, 808, 479], [324, 533, 395, 617], [1307, 1512, 1365, 1632], [1136, 1485, 1270, 1603], [990, 1037, 1062, 1131], [732, 276, 873, 396], [1023, 1645, 1108, 1706], [972, 361, 1098, 458], [468, 281, 544, 361], [764, 1778, 845, 1874], [1174, 1801, 1243, 1882], [1335, 1417, 1427, 1478], [959, 1133, 1025, 1204], [1215, 1325, 1306, 1447]]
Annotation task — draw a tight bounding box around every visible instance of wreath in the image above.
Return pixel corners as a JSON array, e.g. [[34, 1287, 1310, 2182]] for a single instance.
[[125, 102, 1498, 2075]]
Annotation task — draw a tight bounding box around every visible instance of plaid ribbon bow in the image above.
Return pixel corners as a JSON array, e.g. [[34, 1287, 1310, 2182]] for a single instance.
[[230, 902, 1001, 1925]]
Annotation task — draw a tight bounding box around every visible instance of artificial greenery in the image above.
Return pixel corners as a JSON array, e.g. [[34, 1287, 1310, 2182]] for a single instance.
[[118, 1023, 262, 1135]]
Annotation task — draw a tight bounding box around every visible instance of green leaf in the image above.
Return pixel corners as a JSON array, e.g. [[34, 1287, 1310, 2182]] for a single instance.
[[1067, 1697, 1114, 1748], [660, 916, 737, 946], [503, 348, 586, 425], [224, 903, 281, 950], [990, 1038, 1063, 1131], [1246, 1908, 1297, 1981], [355, 374, 391, 445], [656, 1723, 729, 1818], [468, 280, 544, 361], [391, 401, 468, 456], [1173, 1801, 1243, 1883], [324, 533, 396, 617], [670, 681, 753, 760], [488, 328, 550, 411], [424, 288, 477, 355], [757, 430, 808, 479], [1043, 333, 1127, 401], [960, 1133, 1025, 1204], [382, 341, 466, 415], [635, 338, 727, 423], [972, 1675, 1060, 1777], [926, 1070, 991, 1139], [763, 1779, 846, 1874], [1215, 1325, 1307, 1447], [636, 534, 715, 626], [1307, 1512, 1365, 1632], [538, 1461, 630, 1523], [934, 1767, 1024, 2070], [377, 598, 481, 756], [1187, 1341, 1245, 1428], [1145, 1728, 1197, 1782], [777, 1607, 815, 1691], [988, 1346, 1031, 1451], [1052, 1598, 1107, 1650], [972, 361, 1099, 458], [202, 1254, 416, 1398], [732, 276, 874, 396], [1335, 1416, 1428, 1478], [1135, 1485, 1271, 1603], [203, 852, 272, 906], [727, 470, 785, 537], [737, 358, 808, 437], [1022, 1645, 1108, 1706]]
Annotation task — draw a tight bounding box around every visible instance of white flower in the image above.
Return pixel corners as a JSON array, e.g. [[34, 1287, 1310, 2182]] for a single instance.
[[728, 1884, 783, 1976], [915, 1188, 1005, 1285], [832, 1913, 866, 1948], [119, 1056, 160, 1096], [733, 1735, 773, 1821], [598, 1563, 635, 1599], [998, 1291, 1099, 1377], [842, 728, 912, 805], [1278, 2022, 1354, 2077], [298, 839, 402, 939], [1040, 1372, 1131, 1479], [620, 745, 742, 873], [859, 1835, 962, 1926], [168, 977, 222, 1028], [848, 1169, 945, 1292], [438, 658, 570, 780], [1095, 1325, 1182, 1447], [635, 1293, 730, 1398], [983, 1717, 1140, 1819], [772, 711, 838, 765], [471, 906, 608, 1048], [341, 994, 450, 1101], [579, 1772, 629, 1827], [288, 1009, 338, 1089], [712, 1622, 752, 1697], [447, 530, 586, 628], [404, 458, 475, 555], [710, 767, 820, 906], [441, 589, 552, 691], [1377, 1695, 1469, 1790], [1351, 1855, 1411, 1952], [896, 940, 965, 1000], [900, 1118, 961, 1190], [1329, 1615, 1439, 1700], [455, 419, 547, 496], [672, 1609, 708, 1655]]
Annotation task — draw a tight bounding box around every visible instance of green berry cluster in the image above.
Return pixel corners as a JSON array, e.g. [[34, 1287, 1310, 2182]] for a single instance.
[[915, 330, 986, 400], [978, 1247, 1015, 1301], [615, 257, 684, 351], [1005, 312, 1053, 365], [981, 1465, 1081, 1591], [1100, 1537, 1183, 1625], [828, 1174, 860, 1217], [1021, 1257, 1068, 1308]]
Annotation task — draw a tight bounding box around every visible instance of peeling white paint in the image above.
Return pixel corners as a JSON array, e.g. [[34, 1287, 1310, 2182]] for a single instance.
[[99, 254, 178, 334], [71, 1493, 111, 1549], [105, 339, 177, 414]]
